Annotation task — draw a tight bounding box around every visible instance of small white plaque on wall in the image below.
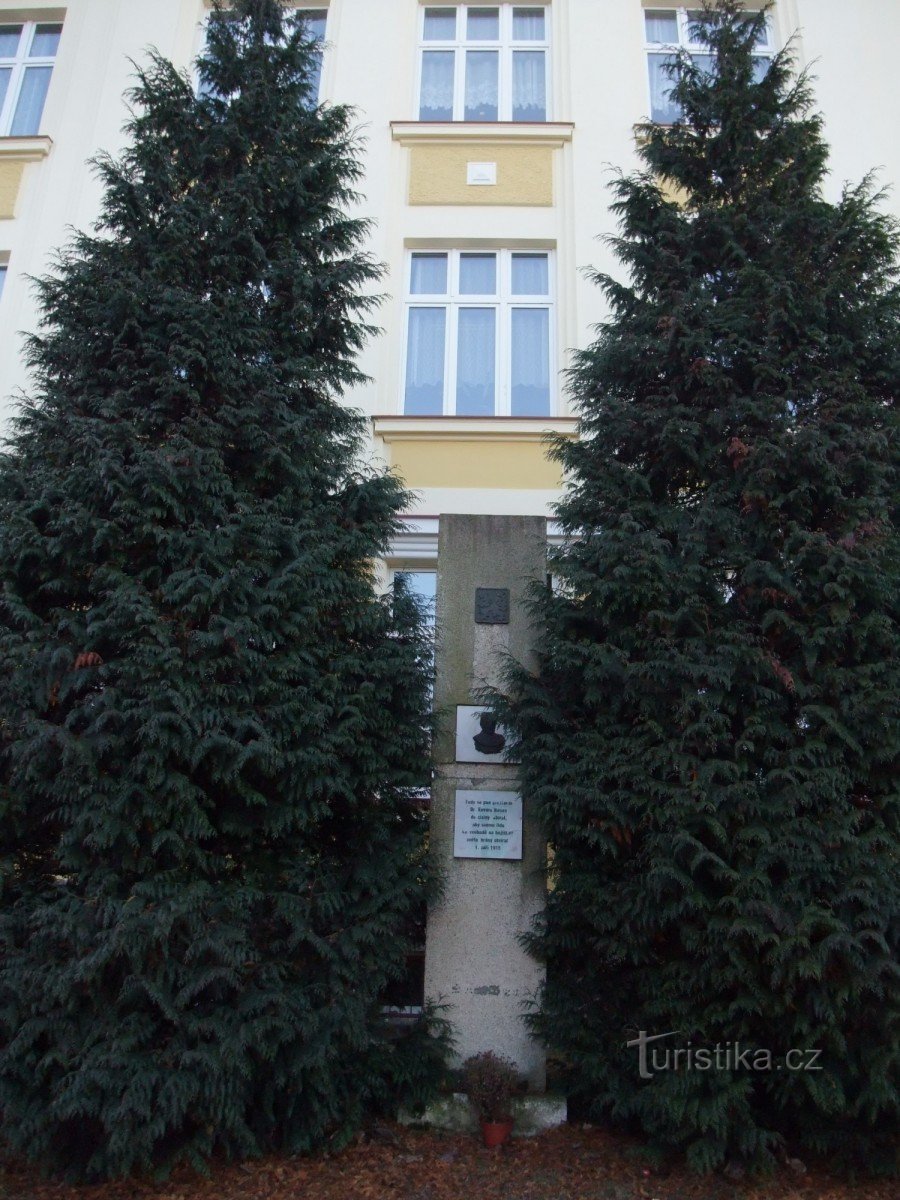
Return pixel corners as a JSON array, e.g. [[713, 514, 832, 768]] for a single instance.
[[455, 705, 519, 764], [466, 161, 497, 185], [454, 790, 523, 860]]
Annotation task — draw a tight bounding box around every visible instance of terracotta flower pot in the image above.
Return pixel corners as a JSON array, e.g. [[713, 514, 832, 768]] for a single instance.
[[480, 1118, 514, 1149]]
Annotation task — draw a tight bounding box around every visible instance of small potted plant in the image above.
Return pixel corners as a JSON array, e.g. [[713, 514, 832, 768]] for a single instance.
[[462, 1051, 519, 1148]]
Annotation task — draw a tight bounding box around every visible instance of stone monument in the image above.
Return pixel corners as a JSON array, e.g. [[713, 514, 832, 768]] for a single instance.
[[424, 514, 548, 1090]]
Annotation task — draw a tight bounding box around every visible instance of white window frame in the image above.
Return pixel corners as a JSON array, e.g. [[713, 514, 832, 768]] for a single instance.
[[401, 248, 556, 418], [0, 20, 61, 137], [417, 4, 551, 123], [643, 7, 773, 124]]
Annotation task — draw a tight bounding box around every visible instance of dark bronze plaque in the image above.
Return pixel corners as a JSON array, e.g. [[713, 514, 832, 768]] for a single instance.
[[474, 587, 510, 625]]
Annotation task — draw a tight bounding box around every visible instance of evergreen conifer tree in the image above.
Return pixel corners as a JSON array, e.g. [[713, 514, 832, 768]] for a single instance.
[[0, 0, 441, 1180], [499, 0, 899, 1174]]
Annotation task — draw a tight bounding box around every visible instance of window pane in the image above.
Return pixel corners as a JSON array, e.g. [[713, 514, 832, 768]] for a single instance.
[[513, 8, 545, 39], [0, 265, 6, 301], [456, 308, 495, 416], [423, 7, 457, 40], [395, 571, 437, 624], [411, 253, 448, 294], [10, 65, 52, 135], [306, 48, 324, 101], [295, 12, 326, 103], [405, 308, 446, 415], [0, 67, 10, 114], [752, 55, 772, 82], [467, 8, 499, 40], [459, 253, 496, 294], [645, 11, 678, 43], [755, 17, 771, 48], [691, 52, 715, 79], [465, 50, 498, 120], [511, 253, 549, 295], [0, 26, 23, 58], [686, 10, 715, 45], [30, 23, 63, 57], [298, 10, 327, 39], [648, 53, 680, 123], [512, 50, 546, 121], [511, 308, 550, 416], [420, 50, 454, 120]]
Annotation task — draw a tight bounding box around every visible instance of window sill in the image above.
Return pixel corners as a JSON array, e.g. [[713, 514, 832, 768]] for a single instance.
[[373, 415, 577, 442], [0, 135, 53, 163], [391, 121, 573, 146]]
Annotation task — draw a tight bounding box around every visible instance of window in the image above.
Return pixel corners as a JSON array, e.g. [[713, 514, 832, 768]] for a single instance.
[[0, 21, 62, 136], [644, 8, 772, 124], [418, 5, 549, 122], [296, 8, 327, 101], [393, 569, 437, 626], [0, 262, 6, 300], [403, 249, 553, 417], [198, 7, 327, 104]]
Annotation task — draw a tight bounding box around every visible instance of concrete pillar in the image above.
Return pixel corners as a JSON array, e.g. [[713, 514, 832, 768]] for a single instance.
[[424, 514, 548, 1091]]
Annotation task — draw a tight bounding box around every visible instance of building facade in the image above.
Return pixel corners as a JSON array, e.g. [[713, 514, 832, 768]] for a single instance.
[[1, 0, 898, 1078], [2, 2, 899, 545]]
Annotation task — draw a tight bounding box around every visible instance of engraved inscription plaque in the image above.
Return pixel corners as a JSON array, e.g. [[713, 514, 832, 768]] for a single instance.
[[453, 789, 523, 860]]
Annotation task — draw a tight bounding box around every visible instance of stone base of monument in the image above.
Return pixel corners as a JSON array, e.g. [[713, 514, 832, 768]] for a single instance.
[[398, 1092, 567, 1136]]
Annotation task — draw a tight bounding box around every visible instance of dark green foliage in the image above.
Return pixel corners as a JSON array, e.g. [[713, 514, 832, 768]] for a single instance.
[[0, 0, 442, 1180], [497, 1, 900, 1175]]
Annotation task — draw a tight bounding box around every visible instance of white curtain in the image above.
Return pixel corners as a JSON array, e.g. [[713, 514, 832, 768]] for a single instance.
[[405, 308, 446, 415], [511, 254, 549, 296], [456, 308, 496, 415], [459, 254, 496, 295], [644, 13, 678, 44], [10, 66, 52, 136], [30, 24, 63, 56], [465, 51, 498, 120], [424, 8, 456, 40], [511, 308, 550, 415], [0, 27, 21, 56], [467, 8, 500, 40], [512, 51, 546, 121], [513, 8, 545, 40], [411, 253, 448, 295], [420, 51, 454, 119], [647, 54, 680, 123]]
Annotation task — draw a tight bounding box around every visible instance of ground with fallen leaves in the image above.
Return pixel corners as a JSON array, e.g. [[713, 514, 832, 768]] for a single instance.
[[2, 1123, 896, 1200]]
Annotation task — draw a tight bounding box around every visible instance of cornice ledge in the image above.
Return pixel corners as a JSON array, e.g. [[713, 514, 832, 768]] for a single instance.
[[390, 121, 574, 146], [372, 415, 578, 442], [0, 135, 53, 162]]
